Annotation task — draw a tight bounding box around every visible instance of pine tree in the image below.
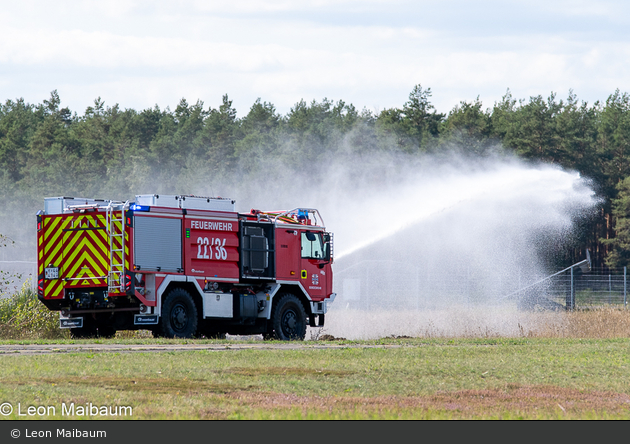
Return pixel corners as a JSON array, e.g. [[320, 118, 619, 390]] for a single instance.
[[603, 176, 630, 268]]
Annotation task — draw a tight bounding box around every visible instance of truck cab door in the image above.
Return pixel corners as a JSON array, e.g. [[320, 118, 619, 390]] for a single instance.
[[275, 229, 301, 280], [299, 231, 331, 300]]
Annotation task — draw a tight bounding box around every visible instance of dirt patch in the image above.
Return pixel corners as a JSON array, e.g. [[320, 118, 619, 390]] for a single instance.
[[319, 334, 347, 341], [8, 376, 237, 395], [225, 366, 354, 377], [223, 385, 630, 419]]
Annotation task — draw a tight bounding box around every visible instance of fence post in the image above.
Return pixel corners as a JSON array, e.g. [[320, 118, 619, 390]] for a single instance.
[[609, 274, 612, 305], [625, 266, 627, 309], [567, 267, 575, 310]]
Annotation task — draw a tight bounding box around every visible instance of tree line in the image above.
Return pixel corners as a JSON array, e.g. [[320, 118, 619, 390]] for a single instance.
[[1, 85, 630, 269]]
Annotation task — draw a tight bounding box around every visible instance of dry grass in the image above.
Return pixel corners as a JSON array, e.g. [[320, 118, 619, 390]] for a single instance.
[[514, 307, 630, 338], [561, 308, 630, 338], [113, 330, 154, 339]]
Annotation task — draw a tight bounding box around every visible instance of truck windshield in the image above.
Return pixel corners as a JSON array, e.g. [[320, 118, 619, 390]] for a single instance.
[[301, 232, 327, 260]]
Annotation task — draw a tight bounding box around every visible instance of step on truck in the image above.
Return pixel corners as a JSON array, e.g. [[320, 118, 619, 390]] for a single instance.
[[36, 194, 335, 340]]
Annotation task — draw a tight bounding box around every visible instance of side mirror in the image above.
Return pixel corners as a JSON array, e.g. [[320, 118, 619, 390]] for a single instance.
[[322, 232, 332, 263]]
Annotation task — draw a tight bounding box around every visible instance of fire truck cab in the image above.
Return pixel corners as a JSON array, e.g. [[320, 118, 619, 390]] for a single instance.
[[36, 194, 335, 340]]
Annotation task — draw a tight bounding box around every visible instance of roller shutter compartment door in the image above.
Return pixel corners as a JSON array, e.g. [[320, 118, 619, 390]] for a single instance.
[[134, 216, 182, 272]]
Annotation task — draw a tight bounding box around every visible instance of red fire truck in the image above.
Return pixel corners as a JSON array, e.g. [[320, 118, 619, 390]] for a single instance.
[[36, 194, 335, 340]]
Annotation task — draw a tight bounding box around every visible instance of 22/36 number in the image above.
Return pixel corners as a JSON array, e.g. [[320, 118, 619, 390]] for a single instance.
[[197, 237, 227, 260]]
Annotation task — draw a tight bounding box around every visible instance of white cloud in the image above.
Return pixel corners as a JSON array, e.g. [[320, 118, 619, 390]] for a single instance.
[[0, 0, 629, 115]]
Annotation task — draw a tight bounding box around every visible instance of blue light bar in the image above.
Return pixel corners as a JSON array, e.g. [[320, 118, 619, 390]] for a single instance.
[[130, 204, 150, 212], [297, 209, 308, 221]]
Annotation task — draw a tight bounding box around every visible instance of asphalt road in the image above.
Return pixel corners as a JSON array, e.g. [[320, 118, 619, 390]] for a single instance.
[[0, 341, 400, 355]]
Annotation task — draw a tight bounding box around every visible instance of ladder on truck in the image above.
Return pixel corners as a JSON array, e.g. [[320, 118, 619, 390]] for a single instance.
[[106, 201, 129, 294]]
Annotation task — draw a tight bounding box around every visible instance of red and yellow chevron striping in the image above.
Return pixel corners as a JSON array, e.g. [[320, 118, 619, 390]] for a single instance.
[[38, 212, 130, 298]]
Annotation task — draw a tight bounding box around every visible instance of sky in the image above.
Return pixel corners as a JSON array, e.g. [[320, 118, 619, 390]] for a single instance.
[[1, 0, 629, 117]]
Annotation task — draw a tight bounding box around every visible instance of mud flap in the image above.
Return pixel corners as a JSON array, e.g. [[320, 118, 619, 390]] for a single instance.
[[134, 314, 159, 325], [309, 313, 324, 327], [60, 317, 83, 329]]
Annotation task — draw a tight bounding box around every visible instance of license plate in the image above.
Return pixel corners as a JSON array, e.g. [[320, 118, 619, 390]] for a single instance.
[[59, 318, 83, 329], [134, 314, 159, 325], [45, 267, 59, 279]]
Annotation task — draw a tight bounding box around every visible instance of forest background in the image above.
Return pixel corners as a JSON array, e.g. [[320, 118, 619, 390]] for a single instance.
[[2, 84, 630, 270]]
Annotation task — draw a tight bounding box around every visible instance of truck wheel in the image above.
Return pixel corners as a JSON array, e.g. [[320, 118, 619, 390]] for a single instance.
[[269, 294, 307, 341], [160, 288, 198, 338]]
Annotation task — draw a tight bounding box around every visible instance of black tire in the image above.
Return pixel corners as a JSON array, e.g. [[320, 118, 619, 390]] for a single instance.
[[268, 294, 307, 341], [160, 288, 198, 338]]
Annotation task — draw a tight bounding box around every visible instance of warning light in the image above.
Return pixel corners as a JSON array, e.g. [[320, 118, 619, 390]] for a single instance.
[[130, 204, 150, 212]]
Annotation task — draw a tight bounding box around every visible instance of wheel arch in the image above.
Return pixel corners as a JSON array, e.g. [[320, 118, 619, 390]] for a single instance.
[[273, 283, 311, 316], [161, 281, 203, 321]]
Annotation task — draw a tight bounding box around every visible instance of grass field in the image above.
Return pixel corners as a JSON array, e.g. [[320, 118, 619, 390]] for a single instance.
[[1, 287, 630, 420], [0, 335, 629, 420]]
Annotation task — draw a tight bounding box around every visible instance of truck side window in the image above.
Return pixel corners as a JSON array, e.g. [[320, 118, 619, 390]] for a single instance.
[[301, 232, 324, 259]]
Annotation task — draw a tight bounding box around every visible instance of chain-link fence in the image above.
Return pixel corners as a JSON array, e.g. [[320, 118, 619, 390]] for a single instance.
[[333, 260, 629, 311], [536, 267, 629, 309]]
